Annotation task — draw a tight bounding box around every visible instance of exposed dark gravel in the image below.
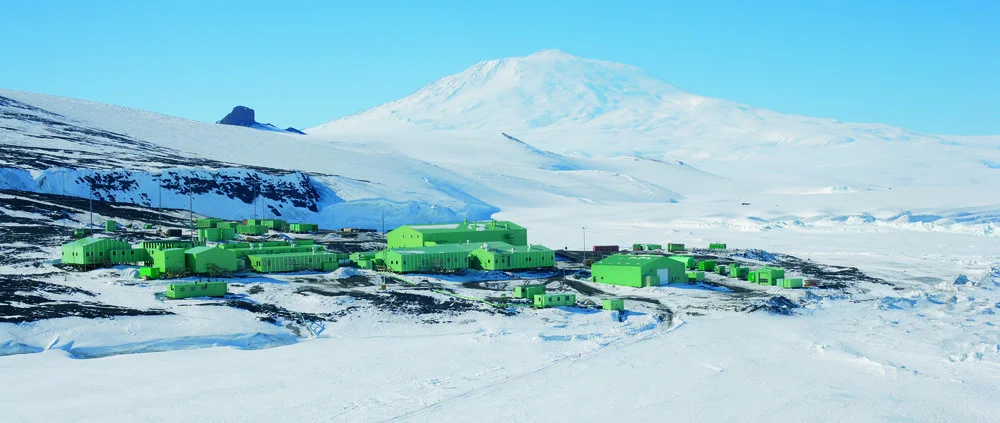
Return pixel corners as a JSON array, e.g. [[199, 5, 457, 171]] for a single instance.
[[0, 274, 171, 323]]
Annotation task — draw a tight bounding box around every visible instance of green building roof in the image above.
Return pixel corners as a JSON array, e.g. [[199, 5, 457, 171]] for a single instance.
[[470, 242, 551, 253], [404, 220, 524, 234], [389, 244, 474, 255], [593, 254, 668, 267]]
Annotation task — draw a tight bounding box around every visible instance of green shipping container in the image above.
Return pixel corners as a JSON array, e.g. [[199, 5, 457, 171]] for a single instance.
[[667, 243, 685, 252], [236, 224, 268, 235], [259, 219, 288, 232], [165, 282, 228, 299], [247, 251, 340, 273], [195, 218, 223, 229], [216, 221, 240, 230], [289, 223, 319, 233], [602, 298, 625, 311], [709, 243, 727, 250], [387, 220, 527, 249], [467, 242, 555, 271], [72, 229, 87, 238], [591, 254, 687, 287], [697, 260, 717, 272], [666, 255, 696, 270], [105, 221, 118, 232], [632, 243, 662, 251], [513, 284, 546, 299], [533, 293, 576, 308], [143, 223, 154, 229], [383, 245, 470, 273], [730, 266, 750, 279], [139, 266, 160, 279], [778, 278, 804, 289], [716, 265, 729, 275], [686, 270, 705, 282]]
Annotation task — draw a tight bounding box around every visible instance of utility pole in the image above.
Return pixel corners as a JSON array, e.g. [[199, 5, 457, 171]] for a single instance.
[[189, 192, 194, 245], [381, 208, 385, 233], [582, 226, 587, 264], [89, 181, 94, 235], [156, 173, 162, 228]]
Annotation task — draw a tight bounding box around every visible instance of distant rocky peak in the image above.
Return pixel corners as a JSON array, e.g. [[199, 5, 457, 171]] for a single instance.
[[217, 105, 305, 135], [218, 106, 256, 127]]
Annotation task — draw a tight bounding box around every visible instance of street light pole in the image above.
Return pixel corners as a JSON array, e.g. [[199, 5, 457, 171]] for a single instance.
[[582, 226, 587, 264]]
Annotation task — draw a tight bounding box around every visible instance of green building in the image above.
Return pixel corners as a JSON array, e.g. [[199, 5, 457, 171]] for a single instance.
[[666, 255, 696, 270], [667, 243, 685, 252], [72, 229, 87, 238], [105, 221, 118, 232], [533, 293, 576, 308], [236, 224, 268, 235], [467, 242, 555, 271], [513, 283, 546, 299], [185, 246, 238, 274], [139, 266, 160, 280], [225, 244, 324, 261], [632, 243, 662, 251], [709, 243, 727, 250], [349, 251, 379, 270], [750, 266, 785, 286], [195, 218, 223, 229], [730, 265, 750, 279], [602, 298, 625, 311], [697, 260, 717, 272], [258, 219, 288, 232], [141, 240, 194, 253], [383, 245, 470, 273], [686, 270, 705, 282], [778, 278, 804, 288], [591, 254, 687, 287], [216, 221, 240, 230], [387, 220, 527, 249], [61, 237, 132, 267], [165, 282, 228, 299], [198, 228, 237, 243], [289, 223, 319, 233], [153, 248, 188, 275], [247, 251, 340, 273], [716, 265, 729, 275]]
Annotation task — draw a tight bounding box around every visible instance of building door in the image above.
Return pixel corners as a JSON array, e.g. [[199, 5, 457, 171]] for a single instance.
[[656, 268, 670, 285]]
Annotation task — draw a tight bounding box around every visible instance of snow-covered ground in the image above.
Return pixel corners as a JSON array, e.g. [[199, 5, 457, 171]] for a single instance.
[[2, 49, 1000, 421]]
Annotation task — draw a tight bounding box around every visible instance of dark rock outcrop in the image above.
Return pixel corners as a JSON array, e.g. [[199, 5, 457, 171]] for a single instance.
[[217, 106, 305, 134], [218, 106, 256, 127]]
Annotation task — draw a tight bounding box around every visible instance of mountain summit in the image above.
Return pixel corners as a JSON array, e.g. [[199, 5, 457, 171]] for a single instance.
[[310, 49, 695, 135], [218, 106, 305, 135], [308, 49, 927, 152]]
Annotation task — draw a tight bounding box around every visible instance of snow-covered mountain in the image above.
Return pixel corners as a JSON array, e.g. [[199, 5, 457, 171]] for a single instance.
[[309, 49, 988, 150], [307, 50, 1000, 237]]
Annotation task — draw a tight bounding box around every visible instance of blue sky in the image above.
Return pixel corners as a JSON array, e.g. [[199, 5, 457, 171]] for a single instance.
[[1, 0, 997, 134]]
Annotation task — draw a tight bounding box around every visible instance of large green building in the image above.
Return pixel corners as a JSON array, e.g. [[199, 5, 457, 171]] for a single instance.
[[591, 254, 687, 287], [185, 246, 239, 274], [387, 220, 527, 249], [467, 242, 555, 271], [61, 238, 134, 267], [247, 252, 340, 273], [383, 245, 470, 273]]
